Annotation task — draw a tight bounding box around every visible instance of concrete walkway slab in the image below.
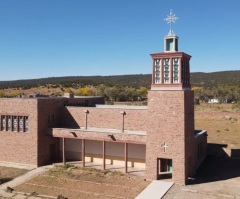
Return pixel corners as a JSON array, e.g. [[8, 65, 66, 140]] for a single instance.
[[135, 180, 174, 199], [0, 162, 36, 170], [0, 165, 53, 191]]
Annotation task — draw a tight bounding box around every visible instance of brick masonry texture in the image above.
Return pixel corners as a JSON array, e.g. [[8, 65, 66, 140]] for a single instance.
[[146, 90, 197, 184], [0, 91, 207, 185], [0, 99, 38, 166], [61, 106, 148, 131]]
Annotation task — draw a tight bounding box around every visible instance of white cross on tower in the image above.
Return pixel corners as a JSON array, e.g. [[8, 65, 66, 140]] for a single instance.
[[161, 143, 168, 152]]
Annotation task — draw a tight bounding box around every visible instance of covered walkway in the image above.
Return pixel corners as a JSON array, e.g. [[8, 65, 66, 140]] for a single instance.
[[49, 126, 146, 174]]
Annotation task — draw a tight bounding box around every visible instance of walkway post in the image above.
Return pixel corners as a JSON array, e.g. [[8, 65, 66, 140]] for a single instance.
[[62, 138, 66, 165], [103, 141, 106, 170], [125, 143, 128, 173], [82, 139, 85, 167]]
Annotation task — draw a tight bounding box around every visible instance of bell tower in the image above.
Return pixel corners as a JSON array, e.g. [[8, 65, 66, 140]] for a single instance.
[[146, 10, 195, 185], [151, 9, 191, 91]]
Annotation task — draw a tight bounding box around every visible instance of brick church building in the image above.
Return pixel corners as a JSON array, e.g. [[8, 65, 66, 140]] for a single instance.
[[0, 12, 207, 185]]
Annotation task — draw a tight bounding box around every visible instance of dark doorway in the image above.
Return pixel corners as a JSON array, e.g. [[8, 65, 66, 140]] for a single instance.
[[157, 158, 173, 179]]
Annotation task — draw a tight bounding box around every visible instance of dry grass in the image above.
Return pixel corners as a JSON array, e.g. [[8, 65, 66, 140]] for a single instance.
[[195, 103, 240, 148], [0, 166, 28, 185], [15, 165, 149, 199]]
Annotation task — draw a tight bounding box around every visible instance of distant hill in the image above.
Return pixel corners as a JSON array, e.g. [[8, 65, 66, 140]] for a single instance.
[[190, 71, 240, 87], [0, 70, 239, 89]]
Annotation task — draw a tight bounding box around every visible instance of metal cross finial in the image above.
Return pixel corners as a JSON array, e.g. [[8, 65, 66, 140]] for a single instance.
[[164, 9, 179, 36]]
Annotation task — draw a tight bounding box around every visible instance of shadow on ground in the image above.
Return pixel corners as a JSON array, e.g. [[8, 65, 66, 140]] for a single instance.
[[0, 178, 13, 185], [189, 143, 240, 185]]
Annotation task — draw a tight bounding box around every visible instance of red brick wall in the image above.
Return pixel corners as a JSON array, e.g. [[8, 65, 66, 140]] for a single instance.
[[61, 106, 148, 131], [0, 99, 38, 166], [0, 97, 105, 166], [37, 99, 63, 166], [146, 90, 195, 184]]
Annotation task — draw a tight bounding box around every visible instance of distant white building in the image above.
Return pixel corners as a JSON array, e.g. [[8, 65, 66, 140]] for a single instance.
[[208, 98, 219, 103]]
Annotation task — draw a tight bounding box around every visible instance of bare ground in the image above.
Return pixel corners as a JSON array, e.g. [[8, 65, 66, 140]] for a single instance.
[[163, 103, 240, 199], [195, 104, 240, 152], [0, 167, 28, 185], [15, 166, 149, 199]]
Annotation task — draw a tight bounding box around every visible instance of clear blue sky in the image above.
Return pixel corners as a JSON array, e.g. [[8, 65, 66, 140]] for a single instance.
[[0, 0, 239, 80]]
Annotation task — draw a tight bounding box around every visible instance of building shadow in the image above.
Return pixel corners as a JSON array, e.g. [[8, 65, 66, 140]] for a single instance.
[[231, 149, 240, 158], [0, 178, 13, 185], [59, 106, 80, 128], [189, 143, 240, 185]]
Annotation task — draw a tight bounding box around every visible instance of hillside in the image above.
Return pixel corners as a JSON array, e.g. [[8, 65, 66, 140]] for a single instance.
[[0, 70, 239, 89], [190, 71, 240, 87]]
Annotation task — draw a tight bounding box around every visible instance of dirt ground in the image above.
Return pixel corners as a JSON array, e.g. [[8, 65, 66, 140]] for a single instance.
[[163, 156, 240, 199], [15, 166, 149, 199], [163, 103, 240, 199], [0, 167, 28, 185], [195, 103, 240, 150]]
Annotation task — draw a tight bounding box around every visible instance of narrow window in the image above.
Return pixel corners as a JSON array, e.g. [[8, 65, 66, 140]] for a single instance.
[[24, 116, 29, 132], [7, 115, 12, 131], [1, 115, 6, 131], [154, 59, 161, 84], [164, 59, 170, 83], [19, 116, 24, 132], [13, 116, 18, 131], [172, 58, 179, 83]]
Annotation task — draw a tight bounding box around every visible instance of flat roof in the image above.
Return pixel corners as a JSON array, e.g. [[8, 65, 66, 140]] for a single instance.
[[53, 127, 147, 136], [0, 96, 103, 100], [95, 104, 148, 110]]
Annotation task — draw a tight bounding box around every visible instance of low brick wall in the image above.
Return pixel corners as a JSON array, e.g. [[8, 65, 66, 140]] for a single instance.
[[61, 106, 148, 131]]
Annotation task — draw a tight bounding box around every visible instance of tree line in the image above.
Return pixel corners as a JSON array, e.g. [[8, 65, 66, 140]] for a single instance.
[[193, 85, 240, 103], [0, 71, 239, 103], [0, 70, 239, 89], [65, 85, 148, 102]]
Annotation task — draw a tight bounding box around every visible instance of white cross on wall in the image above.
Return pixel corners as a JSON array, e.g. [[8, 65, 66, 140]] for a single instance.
[[161, 143, 168, 152]]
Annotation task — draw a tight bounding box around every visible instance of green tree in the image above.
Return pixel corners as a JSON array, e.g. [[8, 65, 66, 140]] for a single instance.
[[0, 93, 5, 98], [64, 88, 73, 93], [75, 87, 93, 96]]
